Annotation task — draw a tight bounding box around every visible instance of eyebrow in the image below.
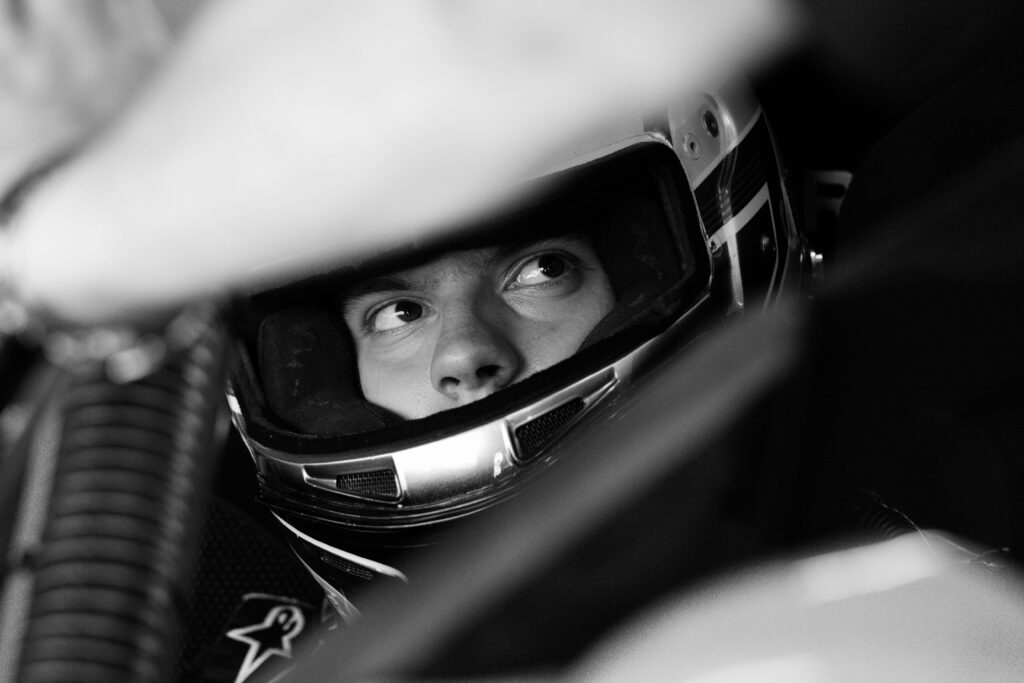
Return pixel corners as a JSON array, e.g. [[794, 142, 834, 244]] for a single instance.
[[336, 275, 419, 318], [336, 235, 591, 316], [336, 249, 506, 314]]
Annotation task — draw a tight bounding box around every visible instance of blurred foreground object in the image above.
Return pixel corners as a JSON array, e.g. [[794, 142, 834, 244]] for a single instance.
[[0, 0, 169, 194], [575, 534, 1024, 682], [3, 0, 798, 326]]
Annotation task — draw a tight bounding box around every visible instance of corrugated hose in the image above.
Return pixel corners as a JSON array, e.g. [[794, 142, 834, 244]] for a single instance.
[[15, 306, 230, 682]]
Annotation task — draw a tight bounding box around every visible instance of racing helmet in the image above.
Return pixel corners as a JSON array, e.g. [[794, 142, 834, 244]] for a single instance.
[[228, 79, 807, 616]]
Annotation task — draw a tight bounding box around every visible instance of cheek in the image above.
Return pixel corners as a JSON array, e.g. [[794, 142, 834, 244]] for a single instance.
[[356, 342, 437, 419], [516, 280, 616, 369]]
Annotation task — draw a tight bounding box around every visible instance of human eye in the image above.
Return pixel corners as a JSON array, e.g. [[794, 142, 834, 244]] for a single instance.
[[367, 299, 429, 333], [506, 251, 579, 291]]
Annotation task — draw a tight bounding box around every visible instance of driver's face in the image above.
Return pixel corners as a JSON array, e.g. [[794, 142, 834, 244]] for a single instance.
[[340, 236, 615, 419]]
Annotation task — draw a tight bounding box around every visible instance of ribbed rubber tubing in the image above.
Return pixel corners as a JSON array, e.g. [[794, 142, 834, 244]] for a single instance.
[[18, 313, 229, 683]]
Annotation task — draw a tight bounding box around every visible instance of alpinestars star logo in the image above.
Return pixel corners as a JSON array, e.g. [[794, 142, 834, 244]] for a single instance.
[[226, 604, 306, 683]]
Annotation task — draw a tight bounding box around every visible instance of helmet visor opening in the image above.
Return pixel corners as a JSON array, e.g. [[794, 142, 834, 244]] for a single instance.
[[233, 141, 710, 453]]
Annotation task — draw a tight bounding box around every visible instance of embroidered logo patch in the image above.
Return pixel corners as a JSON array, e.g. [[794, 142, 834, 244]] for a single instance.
[[200, 594, 317, 683], [226, 603, 306, 683]]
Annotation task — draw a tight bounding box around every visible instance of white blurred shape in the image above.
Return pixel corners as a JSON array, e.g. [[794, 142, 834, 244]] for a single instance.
[[7, 0, 799, 326], [573, 534, 1024, 683], [685, 654, 826, 683], [796, 535, 944, 603]]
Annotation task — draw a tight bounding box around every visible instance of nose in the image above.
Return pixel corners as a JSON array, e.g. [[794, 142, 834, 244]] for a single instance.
[[430, 307, 520, 405]]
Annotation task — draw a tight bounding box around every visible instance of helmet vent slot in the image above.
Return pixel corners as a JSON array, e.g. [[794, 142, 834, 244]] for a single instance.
[[320, 553, 376, 581], [335, 468, 400, 500], [514, 398, 585, 462]]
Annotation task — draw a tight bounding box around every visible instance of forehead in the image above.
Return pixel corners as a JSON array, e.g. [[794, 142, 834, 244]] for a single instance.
[[341, 246, 503, 303], [397, 246, 505, 284]]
